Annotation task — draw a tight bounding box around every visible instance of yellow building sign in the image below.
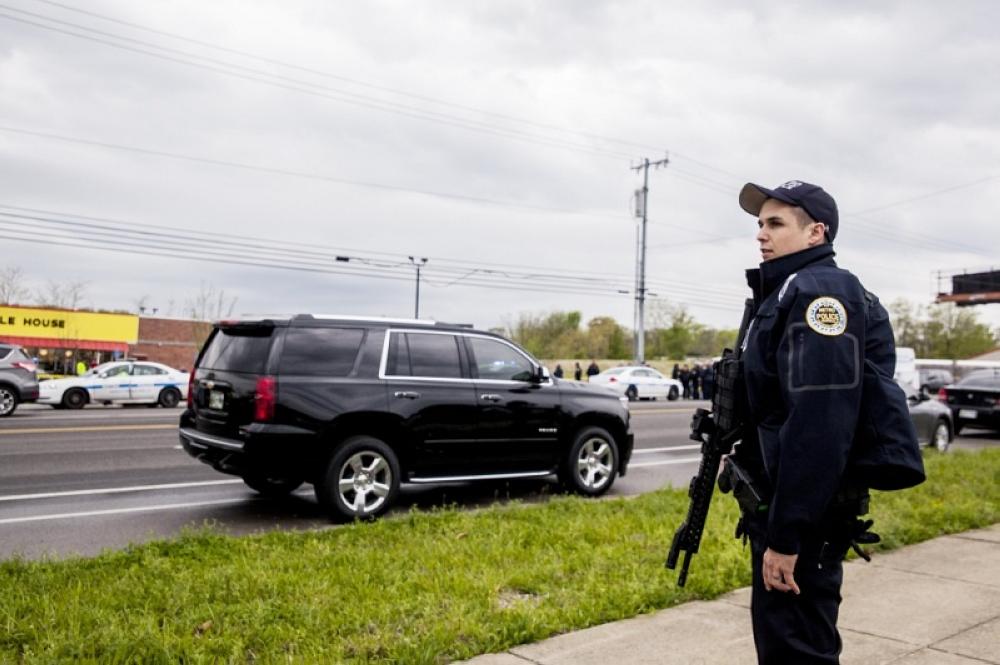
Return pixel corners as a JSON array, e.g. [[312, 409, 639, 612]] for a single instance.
[[0, 306, 138, 343]]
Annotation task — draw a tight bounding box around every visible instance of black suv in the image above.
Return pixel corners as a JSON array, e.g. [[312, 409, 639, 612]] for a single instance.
[[179, 315, 633, 520]]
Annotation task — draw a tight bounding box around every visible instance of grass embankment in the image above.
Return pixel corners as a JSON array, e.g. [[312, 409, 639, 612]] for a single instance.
[[2, 449, 998, 663]]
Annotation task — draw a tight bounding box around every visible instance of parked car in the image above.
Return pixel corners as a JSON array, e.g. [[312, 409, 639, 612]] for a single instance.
[[939, 368, 1000, 435], [38, 361, 189, 409], [588, 366, 682, 401], [179, 315, 634, 521], [0, 343, 39, 417], [906, 388, 953, 452], [918, 368, 954, 394]]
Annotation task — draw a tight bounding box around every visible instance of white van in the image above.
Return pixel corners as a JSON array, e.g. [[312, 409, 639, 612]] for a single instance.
[[894, 346, 919, 394]]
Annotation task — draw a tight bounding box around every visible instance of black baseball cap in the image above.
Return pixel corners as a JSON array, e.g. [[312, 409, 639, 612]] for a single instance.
[[739, 180, 839, 241]]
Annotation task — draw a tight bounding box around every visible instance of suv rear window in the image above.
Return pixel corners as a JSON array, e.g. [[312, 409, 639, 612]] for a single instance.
[[279, 327, 365, 376], [199, 327, 274, 374]]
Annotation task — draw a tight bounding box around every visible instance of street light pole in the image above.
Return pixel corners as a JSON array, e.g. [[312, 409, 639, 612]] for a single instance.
[[408, 256, 428, 318]]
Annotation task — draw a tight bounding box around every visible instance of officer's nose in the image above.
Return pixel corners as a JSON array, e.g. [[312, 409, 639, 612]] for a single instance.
[[756, 225, 767, 243]]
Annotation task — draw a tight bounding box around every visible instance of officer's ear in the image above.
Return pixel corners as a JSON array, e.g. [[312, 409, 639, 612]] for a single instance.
[[808, 222, 828, 246]]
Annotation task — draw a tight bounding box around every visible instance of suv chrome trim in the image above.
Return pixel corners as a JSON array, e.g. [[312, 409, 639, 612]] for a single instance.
[[407, 470, 552, 484], [179, 427, 244, 451]]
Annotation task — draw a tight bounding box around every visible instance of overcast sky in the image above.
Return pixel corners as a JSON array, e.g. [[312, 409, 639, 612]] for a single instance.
[[1, 0, 998, 336]]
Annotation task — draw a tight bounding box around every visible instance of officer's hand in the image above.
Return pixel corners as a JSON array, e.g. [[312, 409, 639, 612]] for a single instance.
[[762, 548, 800, 594]]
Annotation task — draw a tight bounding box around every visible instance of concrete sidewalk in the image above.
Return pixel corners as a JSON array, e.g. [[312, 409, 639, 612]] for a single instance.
[[462, 524, 1000, 665]]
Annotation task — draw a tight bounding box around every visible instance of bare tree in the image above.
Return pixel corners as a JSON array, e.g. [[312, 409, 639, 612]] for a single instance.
[[0, 266, 31, 304], [34, 279, 89, 309], [132, 294, 151, 315], [185, 282, 238, 321]]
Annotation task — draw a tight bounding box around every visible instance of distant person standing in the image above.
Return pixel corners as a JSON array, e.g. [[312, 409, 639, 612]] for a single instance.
[[679, 364, 690, 399], [671, 363, 680, 380], [573, 362, 583, 381], [586, 360, 600, 380], [690, 363, 701, 400], [75, 359, 87, 376], [553, 364, 564, 379], [700, 363, 714, 401]]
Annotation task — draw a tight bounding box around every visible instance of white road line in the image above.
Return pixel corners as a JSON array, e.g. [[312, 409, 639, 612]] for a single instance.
[[0, 498, 252, 525], [632, 445, 701, 454], [0, 479, 243, 502], [629, 457, 702, 468]]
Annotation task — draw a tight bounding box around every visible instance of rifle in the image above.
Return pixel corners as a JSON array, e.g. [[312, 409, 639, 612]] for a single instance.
[[666, 299, 753, 587]]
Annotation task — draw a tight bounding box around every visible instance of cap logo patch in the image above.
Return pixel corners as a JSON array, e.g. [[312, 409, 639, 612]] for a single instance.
[[806, 297, 847, 336], [778, 180, 803, 190]]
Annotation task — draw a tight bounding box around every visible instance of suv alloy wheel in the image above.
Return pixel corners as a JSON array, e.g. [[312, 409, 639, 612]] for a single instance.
[[315, 436, 401, 520], [561, 426, 618, 496]]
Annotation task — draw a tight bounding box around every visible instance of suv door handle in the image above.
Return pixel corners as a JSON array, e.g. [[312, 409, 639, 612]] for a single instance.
[[393, 391, 421, 399], [480, 393, 502, 402]]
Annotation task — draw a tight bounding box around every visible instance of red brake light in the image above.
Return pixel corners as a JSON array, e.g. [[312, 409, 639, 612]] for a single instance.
[[187, 370, 196, 408], [254, 376, 277, 422], [608, 376, 617, 383], [936, 388, 947, 402], [12, 361, 36, 372]]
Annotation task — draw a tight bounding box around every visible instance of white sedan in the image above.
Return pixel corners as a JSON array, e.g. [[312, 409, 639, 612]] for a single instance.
[[589, 366, 682, 401], [38, 361, 189, 409]]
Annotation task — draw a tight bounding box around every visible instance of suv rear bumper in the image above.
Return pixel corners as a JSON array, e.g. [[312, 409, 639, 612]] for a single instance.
[[178, 415, 317, 478]]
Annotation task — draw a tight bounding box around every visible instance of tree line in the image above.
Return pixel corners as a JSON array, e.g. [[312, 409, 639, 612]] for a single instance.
[[504, 300, 998, 362]]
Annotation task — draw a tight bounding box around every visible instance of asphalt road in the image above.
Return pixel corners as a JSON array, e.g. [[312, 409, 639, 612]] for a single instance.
[[1, 401, 995, 560]]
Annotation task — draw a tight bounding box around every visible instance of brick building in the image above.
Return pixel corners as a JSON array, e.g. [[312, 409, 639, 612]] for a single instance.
[[131, 317, 212, 370]]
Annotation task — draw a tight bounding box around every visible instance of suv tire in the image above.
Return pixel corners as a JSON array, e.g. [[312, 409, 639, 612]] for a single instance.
[[158, 388, 181, 408], [0, 385, 18, 417], [561, 426, 618, 496], [315, 436, 400, 521], [243, 474, 303, 497], [62, 388, 88, 410]]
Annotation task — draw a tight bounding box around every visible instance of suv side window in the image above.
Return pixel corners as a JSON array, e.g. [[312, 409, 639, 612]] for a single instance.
[[280, 327, 365, 377], [390, 332, 462, 379], [468, 336, 534, 381]]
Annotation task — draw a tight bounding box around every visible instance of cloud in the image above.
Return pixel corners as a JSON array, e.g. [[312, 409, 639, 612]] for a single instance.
[[0, 0, 997, 336]]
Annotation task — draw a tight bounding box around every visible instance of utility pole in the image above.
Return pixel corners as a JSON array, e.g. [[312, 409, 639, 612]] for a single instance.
[[408, 256, 428, 318], [630, 155, 669, 365]]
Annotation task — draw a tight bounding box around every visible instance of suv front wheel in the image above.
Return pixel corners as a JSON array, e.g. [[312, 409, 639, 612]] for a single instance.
[[315, 436, 400, 521], [561, 426, 618, 496]]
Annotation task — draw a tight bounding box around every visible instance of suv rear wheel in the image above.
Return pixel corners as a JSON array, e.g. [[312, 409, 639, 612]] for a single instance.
[[315, 436, 400, 521], [0, 385, 18, 417], [561, 426, 618, 496]]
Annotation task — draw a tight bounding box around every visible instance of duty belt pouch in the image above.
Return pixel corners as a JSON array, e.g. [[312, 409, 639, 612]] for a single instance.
[[718, 457, 769, 517]]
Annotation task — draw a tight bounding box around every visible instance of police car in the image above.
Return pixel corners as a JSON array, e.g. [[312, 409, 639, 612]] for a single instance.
[[38, 361, 189, 409]]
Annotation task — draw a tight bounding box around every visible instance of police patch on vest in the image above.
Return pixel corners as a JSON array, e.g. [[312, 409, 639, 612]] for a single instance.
[[805, 297, 847, 335]]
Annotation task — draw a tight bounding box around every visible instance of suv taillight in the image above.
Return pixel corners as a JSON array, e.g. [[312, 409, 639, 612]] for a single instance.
[[12, 361, 36, 372], [254, 376, 277, 422], [936, 387, 947, 402], [187, 370, 196, 408]]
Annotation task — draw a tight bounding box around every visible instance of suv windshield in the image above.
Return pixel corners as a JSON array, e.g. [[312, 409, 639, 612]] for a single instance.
[[200, 327, 274, 374]]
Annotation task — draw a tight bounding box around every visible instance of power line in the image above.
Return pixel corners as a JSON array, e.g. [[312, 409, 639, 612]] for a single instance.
[[0, 7, 638, 161]]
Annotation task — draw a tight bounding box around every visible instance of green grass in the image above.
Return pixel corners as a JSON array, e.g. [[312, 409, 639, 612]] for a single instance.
[[2, 448, 998, 663]]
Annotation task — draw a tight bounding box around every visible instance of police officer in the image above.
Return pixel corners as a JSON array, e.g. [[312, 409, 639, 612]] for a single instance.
[[730, 180, 915, 664]]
